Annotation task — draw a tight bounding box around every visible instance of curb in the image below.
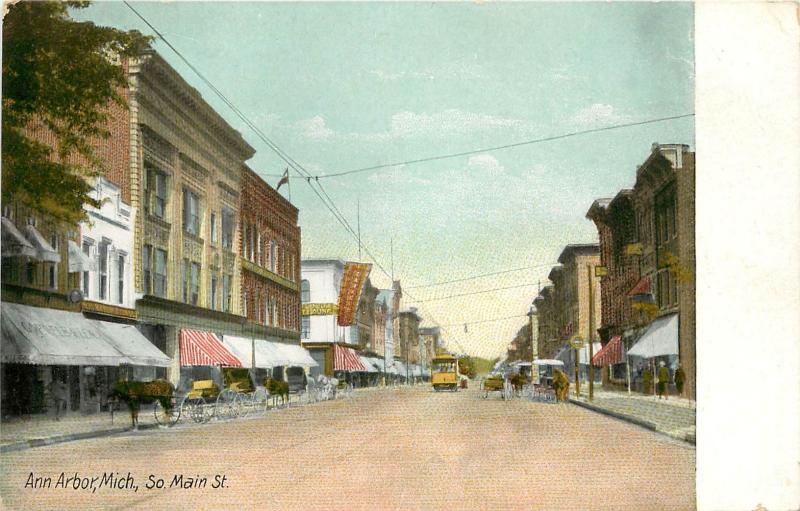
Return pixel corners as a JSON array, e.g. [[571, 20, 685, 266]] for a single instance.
[[569, 398, 657, 431], [568, 399, 695, 445], [1, 423, 158, 454]]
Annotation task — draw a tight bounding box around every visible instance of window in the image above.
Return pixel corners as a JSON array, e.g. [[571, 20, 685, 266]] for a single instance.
[[154, 249, 167, 297], [264, 298, 269, 325], [271, 297, 277, 327], [82, 241, 92, 296], [210, 213, 217, 243], [182, 188, 200, 236], [301, 316, 310, 339], [256, 233, 262, 266], [142, 244, 152, 295], [190, 262, 200, 306], [210, 273, 218, 310], [25, 262, 36, 285], [243, 224, 249, 259], [269, 241, 276, 272], [301, 280, 310, 302], [117, 255, 125, 304], [243, 292, 249, 318], [181, 259, 189, 303], [222, 274, 232, 312], [154, 171, 167, 219], [657, 269, 678, 309], [48, 263, 57, 290], [221, 207, 235, 250], [98, 241, 109, 300]]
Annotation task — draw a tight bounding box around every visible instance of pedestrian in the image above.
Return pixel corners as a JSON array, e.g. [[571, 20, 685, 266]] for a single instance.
[[674, 364, 685, 396], [657, 361, 669, 400], [552, 369, 569, 403], [50, 377, 68, 420]]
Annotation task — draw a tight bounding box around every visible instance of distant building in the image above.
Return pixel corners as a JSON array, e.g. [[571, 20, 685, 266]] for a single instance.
[[398, 307, 421, 368]]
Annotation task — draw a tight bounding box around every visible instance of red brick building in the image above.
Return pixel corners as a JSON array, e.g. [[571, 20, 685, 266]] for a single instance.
[[586, 190, 640, 385], [239, 165, 301, 344]]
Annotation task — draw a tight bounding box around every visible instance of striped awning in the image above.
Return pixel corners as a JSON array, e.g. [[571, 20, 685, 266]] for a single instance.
[[592, 335, 624, 367], [333, 344, 366, 372], [180, 328, 241, 367]]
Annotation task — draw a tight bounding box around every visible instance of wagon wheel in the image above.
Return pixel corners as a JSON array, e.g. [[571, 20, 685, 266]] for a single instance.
[[153, 396, 180, 427], [235, 392, 252, 419], [215, 389, 239, 420], [180, 396, 207, 424], [252, 388, 269, 415]]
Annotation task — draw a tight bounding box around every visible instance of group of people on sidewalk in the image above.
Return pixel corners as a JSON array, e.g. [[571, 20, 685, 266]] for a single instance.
[[548, 362, 687, 403]]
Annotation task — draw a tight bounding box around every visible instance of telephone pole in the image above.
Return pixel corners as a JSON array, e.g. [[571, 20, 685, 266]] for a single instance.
[[587, 264, 595, 401], [357, 199, 362, 262]]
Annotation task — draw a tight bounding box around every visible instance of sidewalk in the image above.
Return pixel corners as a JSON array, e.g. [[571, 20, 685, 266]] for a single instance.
[[0, 409, 159, 453], [569, 386, 696, 444]]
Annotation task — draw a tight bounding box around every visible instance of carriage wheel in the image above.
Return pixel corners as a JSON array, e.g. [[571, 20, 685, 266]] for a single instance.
[[153, 397, 180, 427], [215, 389, 239, 420], [180, 396, 207, 424], [252, 388, 269, 415], [235, 393, 252, 419]]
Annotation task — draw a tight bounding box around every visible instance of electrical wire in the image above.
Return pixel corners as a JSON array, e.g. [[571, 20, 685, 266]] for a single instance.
[[405, 263, 553, 289], [415, 282, 539, 303]]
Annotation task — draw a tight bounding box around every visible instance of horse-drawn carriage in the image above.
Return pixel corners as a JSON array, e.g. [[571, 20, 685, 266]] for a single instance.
[[180, 368, 270, 423], [480, 374, 513, 400]]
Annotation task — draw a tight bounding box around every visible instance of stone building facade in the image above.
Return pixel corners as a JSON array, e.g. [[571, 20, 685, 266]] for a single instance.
[[556, 244, 602, 347], [398, 307, 421, 366], [239, 165, 301, 345], [126, 49, 255, 386]]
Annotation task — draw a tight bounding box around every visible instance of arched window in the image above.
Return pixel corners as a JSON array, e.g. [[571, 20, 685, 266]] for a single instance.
[[300, 279, 310, 302]]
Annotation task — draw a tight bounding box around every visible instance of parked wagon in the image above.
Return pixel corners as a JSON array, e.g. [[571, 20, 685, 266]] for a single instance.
[[480, 374, 513, 400], [180, 368, 268, 423]]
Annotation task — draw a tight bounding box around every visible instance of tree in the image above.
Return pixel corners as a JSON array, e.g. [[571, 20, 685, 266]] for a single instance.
[[2, 1, 150, 224]]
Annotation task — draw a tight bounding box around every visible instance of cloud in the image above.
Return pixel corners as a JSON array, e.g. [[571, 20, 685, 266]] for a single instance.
[[295, 115, 333, 140], [467, 154, 505, 175], [569, 103, 627, 128]]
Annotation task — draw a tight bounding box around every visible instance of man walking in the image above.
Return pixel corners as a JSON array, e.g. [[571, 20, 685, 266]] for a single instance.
[[657, 361, 670, 400], [50, 377, 68, 420]]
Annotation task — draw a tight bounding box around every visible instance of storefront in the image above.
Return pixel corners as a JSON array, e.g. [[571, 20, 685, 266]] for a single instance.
[[1, 302, 170, 416]]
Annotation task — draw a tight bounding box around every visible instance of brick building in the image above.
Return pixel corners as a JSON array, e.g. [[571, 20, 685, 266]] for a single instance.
[[239, 165, 301, 347], [533, 285, 556, 359], [586, 190, 640, 385], [398, 307, 421, 367], [630, 144, 696, 398]]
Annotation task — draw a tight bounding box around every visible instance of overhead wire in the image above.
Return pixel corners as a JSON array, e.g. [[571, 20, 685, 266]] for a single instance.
[[405, 263, 554, 289]]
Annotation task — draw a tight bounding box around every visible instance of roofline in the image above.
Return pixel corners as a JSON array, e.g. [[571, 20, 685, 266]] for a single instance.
[[557, 243, 600, 264]]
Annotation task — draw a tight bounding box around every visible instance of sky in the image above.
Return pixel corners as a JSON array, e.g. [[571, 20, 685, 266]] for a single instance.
[[73, 1, 694, 359]]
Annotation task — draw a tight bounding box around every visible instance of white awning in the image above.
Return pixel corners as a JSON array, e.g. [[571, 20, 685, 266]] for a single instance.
[[370, 357, 386, 372], [628, 313, 679, 358], [222, 336, 318, 369], [23, 225, 60, 263], [394, 362, 407, 377], [533, 359, 565, 367], [579, 342, 603, 365], [1, 218, 37, 258], [358, 356, 378, 373], [68, 239, 96, 272], [1, 302, 130, 366], [95, 322, 170, 367], [274, 342, 318, 368]]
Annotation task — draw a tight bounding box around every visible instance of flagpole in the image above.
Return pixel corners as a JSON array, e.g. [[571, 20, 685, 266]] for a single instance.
[[287, 168, 292, 203]]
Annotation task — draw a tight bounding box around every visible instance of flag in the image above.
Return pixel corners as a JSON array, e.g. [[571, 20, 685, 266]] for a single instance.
[[276, 168, 289, 190]]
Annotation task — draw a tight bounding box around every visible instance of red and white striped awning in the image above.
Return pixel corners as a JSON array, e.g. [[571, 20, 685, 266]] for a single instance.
[[180, 329, 241, 367], [333, 344, 366, 372], [592, 335, 624, 367]]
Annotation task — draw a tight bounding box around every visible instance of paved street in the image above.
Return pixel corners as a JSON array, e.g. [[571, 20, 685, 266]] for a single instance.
[[0, 386, 694, 510]]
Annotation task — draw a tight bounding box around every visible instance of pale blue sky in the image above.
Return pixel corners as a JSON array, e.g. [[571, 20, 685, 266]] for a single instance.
[[74, 2, 694, 358]]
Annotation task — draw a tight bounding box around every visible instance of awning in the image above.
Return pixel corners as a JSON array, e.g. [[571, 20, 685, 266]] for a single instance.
[[23, 224, 60, 263], [1, 302, 130, 366], [627, 276, 652, 296], [393, 361, 407, 377], [358, 355, 378, 373], [512, 361, 533, 367], [1, 218, 37, 258], [592, 336, 624, 367], [369, 357, 386, 372], [68, 239, 96, 272], [96, 322, 170, 367], [579, 342, 602, 365], [180, 328, 241, 367], [273, 342, 318, 368], [627, 313, 679, 358], [222, 335, 275, 369], [332, 344, 366, 372], [533, 359, 565, 367]]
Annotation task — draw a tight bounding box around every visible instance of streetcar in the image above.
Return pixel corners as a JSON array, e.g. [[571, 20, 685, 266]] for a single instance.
[[431, 354, 459, 392]]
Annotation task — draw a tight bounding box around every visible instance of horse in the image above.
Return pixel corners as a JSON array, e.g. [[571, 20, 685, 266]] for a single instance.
[[111, 379, 175, 431], [265, 378, 289, 408]]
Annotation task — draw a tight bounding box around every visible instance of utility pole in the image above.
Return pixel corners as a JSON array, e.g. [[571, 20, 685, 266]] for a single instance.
[[357, 199, 362, 262], [390, 238, 394, 281], [587, 264, 595, 401]]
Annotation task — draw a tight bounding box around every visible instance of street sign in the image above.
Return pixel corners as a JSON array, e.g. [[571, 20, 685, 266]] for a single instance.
[[595, 266, 608, 277], [624, 243, 643, 255], [568, 334, 584, 349]]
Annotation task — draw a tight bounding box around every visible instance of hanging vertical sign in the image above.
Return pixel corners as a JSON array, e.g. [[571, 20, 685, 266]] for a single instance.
[[337, 262, 372, 326]]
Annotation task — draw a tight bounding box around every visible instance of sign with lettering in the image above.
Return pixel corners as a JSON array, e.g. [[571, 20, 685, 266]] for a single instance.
[[301, 303, 338, 316], [336, 262, 372, 326], [595, 265, 608, 277]]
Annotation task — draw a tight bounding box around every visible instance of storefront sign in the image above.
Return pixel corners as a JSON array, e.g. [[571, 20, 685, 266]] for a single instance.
[[595, 265, 608, 277], [337, 262, 372, 326], [301, 303, 338, 316]]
